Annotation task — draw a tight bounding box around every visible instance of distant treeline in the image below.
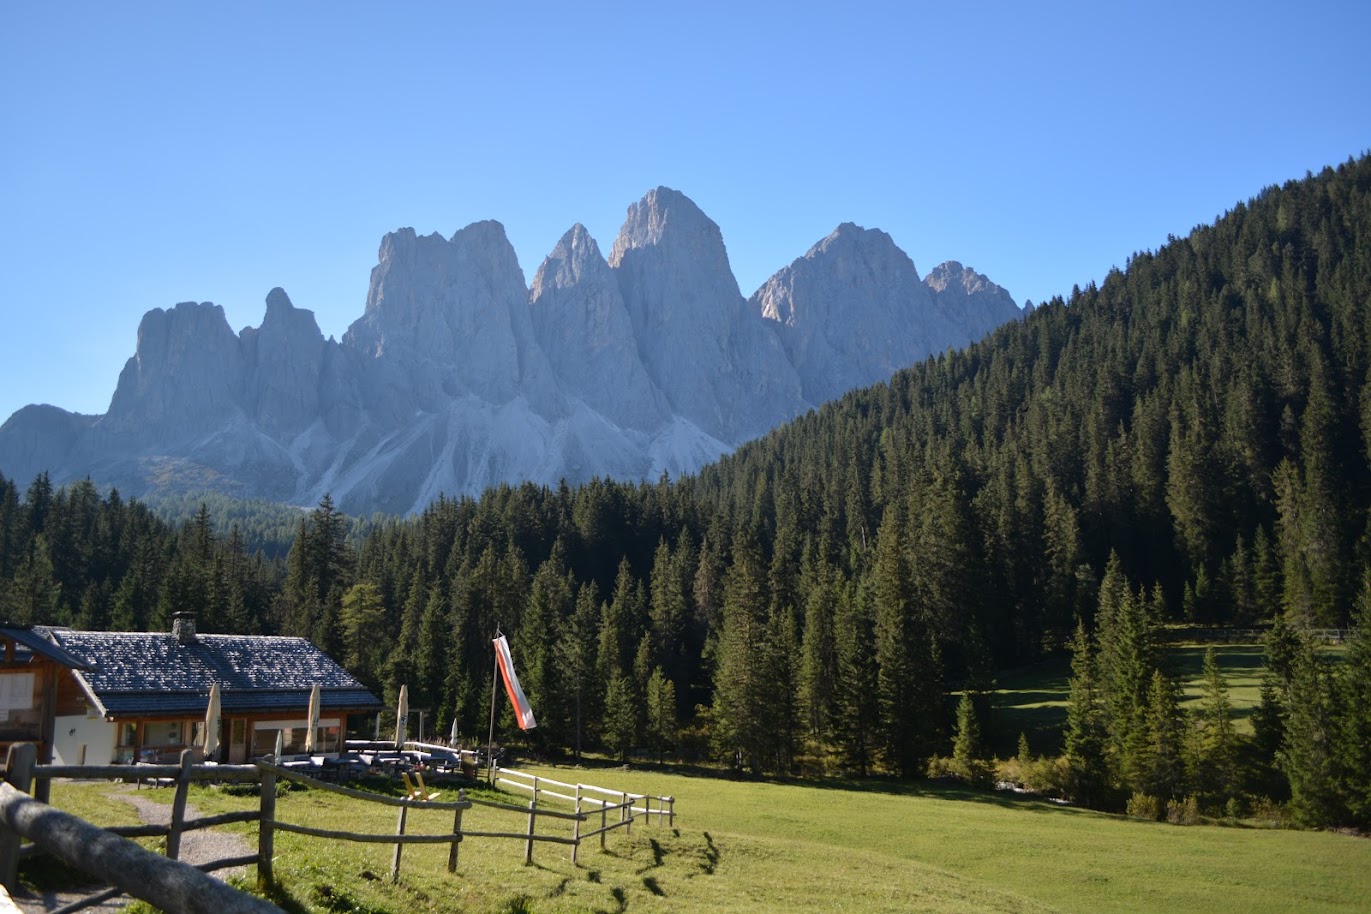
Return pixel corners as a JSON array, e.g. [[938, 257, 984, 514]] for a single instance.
[[3, 155, 1371, 828]]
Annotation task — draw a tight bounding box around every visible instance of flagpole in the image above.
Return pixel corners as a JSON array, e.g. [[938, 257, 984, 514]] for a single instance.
[[487, 624, 501, 786]]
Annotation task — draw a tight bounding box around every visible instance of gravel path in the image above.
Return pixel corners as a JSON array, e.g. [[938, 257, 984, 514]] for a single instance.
[[12, 788, 254, 913]]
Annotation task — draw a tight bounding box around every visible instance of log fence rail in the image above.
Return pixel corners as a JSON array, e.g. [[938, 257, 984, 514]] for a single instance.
[[2, 742, 674, 909]]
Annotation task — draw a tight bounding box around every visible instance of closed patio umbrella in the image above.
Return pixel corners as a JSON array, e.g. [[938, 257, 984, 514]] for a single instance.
[[202, 682, 221, 759], [395, 684, 409, 750], [304, 683, 322, 753]]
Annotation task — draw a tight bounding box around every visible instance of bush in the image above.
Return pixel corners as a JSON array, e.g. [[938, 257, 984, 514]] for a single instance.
[[1249, 796, 1292, 829], [927, 754, 992, 788], [994, 753, 1070, 798], [1127, 792, 1161, 821], [1166, 795, 1201, 825]]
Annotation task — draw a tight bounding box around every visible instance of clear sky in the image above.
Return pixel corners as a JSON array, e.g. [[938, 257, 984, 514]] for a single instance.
[[2, 1, 1368, 428]]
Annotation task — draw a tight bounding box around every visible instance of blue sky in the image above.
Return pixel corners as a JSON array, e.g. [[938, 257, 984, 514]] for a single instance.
[[2, 1, 1368, 428]]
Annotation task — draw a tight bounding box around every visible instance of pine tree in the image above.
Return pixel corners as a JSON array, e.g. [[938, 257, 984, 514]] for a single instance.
[[1335, 580, 1371, 826], [833, 583, 878, 777], [1063, 619, 1109, 807], [559, 583, 602, 760], [602, 675, 640, 762], [1279, 640, 1341, 827], [871, 504, 920, 775], [646, 666, 678, 764], [1135, 670, 1185, 803], [711, 531, 772, 772], [952, 691, 988, 785]]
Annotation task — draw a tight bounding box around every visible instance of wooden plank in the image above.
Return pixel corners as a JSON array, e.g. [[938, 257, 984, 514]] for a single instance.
[[267, 821, 462, 845], [254, 761, 470, 810], [38, 764, 259, 781], [447, 790, 465, 873], [166, 750, 193, 860], [257, 768, 275, 889], [390, 805, 407, 882]]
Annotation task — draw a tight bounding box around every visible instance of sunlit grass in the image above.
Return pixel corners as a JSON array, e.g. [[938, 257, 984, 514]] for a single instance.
[[51, 758, 1371, 914]]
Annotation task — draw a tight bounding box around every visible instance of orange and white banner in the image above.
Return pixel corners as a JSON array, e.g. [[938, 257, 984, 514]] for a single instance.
[[493, 635, 537, 730]]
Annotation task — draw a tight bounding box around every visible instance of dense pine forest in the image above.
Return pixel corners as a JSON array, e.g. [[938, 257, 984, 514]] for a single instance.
[[3, 156, 1371, 828]]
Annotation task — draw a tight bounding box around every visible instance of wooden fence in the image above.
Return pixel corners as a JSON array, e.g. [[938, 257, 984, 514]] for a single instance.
[[1, 743, 274, 914], [1, 742, 675, 910], [492, 766, 674, 862]]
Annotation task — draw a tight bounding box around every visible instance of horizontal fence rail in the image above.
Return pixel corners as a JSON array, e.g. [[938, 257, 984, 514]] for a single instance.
[[5, 741, 679, 899], [2, 744, 280, 914]]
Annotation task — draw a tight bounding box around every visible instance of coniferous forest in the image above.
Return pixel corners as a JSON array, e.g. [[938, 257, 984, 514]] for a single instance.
[[3, 156, 1371, 828]]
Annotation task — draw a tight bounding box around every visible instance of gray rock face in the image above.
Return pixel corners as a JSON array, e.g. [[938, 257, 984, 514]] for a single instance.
[[609, 187, 805, 442], [753, 223, 940, 404], [922, 261, 1022, 343], [105, 302, 246, 435], [0, 189, 1019, 514], [344, 221, 559, 413], [530, 224, 668, 431], [242, 288, 327, 437]]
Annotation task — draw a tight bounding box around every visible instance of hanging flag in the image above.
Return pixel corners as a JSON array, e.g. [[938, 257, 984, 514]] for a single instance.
[[493, 635, 537, 730]]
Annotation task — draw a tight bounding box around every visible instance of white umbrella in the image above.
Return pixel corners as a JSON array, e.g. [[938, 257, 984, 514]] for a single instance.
[[304, 683, 322, 753], [202, 683, 221, 759], [274, 728, 285, 762], [449, 715, 459, 746], [395, 684, 409, 749]]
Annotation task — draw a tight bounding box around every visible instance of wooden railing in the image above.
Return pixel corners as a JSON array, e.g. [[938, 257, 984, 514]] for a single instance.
[[492, 767, 674, 862], [3, 742, 677, 906], [1, 744, 276, 914]]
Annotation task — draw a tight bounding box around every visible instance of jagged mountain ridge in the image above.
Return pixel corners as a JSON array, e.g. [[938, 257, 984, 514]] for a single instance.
[[0, 187, 1021, 514]]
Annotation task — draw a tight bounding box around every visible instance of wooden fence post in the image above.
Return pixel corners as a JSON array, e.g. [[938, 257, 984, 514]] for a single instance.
[[667, 796, 674, 827], [257, 768, 275, 890], [166, 749, 194, 860], [600, 800, 607, 850], [571, 785, 581, 866], [447, 789, 465, 873], [391, 804, 408, 883], [1, 743, 36, 891], [523, 799, 536, 866], [622, 792, 630, 836]]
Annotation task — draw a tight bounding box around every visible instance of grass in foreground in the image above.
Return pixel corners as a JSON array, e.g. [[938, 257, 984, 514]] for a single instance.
[[33, 760, 1371, 914]]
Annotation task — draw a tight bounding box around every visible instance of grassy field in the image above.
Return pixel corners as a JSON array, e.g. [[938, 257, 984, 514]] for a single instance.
[[22, 645, 1370, 914], [991, 640, 1339, 757], [30, 758, 1371, 914]]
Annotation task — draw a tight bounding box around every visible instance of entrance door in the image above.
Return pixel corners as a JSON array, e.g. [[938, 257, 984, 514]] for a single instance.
[[228, 718, 247, 763]]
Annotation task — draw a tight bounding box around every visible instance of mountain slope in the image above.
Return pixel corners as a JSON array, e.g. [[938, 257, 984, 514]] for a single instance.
[[0, 189, 1020, 514]]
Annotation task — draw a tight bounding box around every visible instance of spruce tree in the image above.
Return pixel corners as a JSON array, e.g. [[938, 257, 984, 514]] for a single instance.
[[1063, 618, 1109, 807], [1279, 640, 1341, 827], [952, 691, 988, 785], [1335, 582, 1371, 826]]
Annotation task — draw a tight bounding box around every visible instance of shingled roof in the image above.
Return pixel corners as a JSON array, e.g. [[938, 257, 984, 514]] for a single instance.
[[44, 629, 383, 718]]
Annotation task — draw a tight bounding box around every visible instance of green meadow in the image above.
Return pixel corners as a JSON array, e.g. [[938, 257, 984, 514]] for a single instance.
[[31, 757, 1371, 914], [23, 643, 1369, 914]]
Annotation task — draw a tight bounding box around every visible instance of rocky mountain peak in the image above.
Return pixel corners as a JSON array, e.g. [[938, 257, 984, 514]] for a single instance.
[[530, 225, 668, 431], [105, 301, 245, 434], [0, 187, 1021, 515], [922, 260, 1021, 334], [607, 186, 717, 263]]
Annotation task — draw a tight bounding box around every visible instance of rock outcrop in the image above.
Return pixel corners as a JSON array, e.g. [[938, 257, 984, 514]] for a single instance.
[[0, 188, 1020, 514]]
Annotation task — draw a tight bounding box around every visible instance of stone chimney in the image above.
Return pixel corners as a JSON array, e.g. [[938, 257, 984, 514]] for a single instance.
[[172, 611, 198, 645]]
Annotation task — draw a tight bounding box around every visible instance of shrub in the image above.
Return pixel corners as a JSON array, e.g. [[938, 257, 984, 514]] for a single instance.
[[1166, 795, 1201, 825], [1249, 796, 1292, 829], [1126, 792, 1161, 821]]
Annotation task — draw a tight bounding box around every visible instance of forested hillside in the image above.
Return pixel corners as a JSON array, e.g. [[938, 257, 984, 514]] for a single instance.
[[3, 157, 1370, 826]]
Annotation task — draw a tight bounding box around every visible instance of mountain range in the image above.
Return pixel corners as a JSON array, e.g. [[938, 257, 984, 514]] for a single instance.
[[0, 187, 1019, 514]]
